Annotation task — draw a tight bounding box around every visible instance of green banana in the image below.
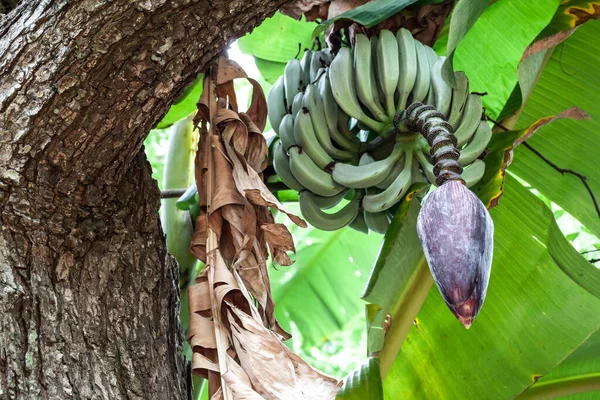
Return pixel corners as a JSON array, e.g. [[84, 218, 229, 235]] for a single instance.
[[268, 76, 287, 133], [299, 49, 313, 89], [329, 47, 384, 132], [364, 209, 391, 234], [354, 34, 387, 121], [411, 40, 431, 104], [363, 151, 413, 212], [317, 71, 339, 134], [462, 159, 486, 188], [316, 71, 360, 152], [288, 146, 344, 197], [411, 154, 426, 183], [459, 120, 492, 165], [349, 210, 370, 234], [415, 150, 437, 184], [455, 93, 483, 147], [332, 145, 402, 188], [291, 91, 304, 118], [337, 109, 360, 141], [311, 189, 350, 210], [430, 56, 452, 117], [284, 59, 302, 110], [299, 190, 360, 231], [310, 50, 325, 83], [448, 72, 470, 128], [293, 110, 334, 169], [376, 29, 400, 118], [395, 28, 417, 110], [273, 141, 305, 192], [303, 84, 355, 160], [278, 114, 296, 151], [321, 48, 334, 64], [376, 151, 406, 189]]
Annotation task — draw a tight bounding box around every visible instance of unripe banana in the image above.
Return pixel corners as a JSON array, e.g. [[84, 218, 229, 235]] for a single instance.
[[329, 47, 384, 132], [411, 153, 427, 183], [273, 141, 305, 192], [321, 48, 334, 64], [431, 57, 452, 117], [332, 145, 402, 188], [448, 72, 470, 128], [376, 151, 406, 189], [455, 94, 484, 147], [268, 76, 287, 133], [317, 71, 339, 134], [415, 150, 437, 185], [459, 120, 492, 165], [396, 28, 418, 110], [462, 159, 486, 188], [337, 109, 359, 141], [349, 210, 370, 234], [363, 151, 414, 213], [310, 50, 325, 83], [299, 50, 313, 89], [303, 84, 355, 160], [410, 40, 431, 104], [293, 110, 334, 169], [288, 146, 344, 197], [371, 35, 388, 107], [316, 70, 361, 153], [364, 209, 391, 235], [311, 189, 349, 210], [284, 59, 302, 109], [291, 91, 304, 118], [354, 34, 387, 121], [299, 190, 360, 231], [278, 114, 296, 151], [376, 30, 400, 118]]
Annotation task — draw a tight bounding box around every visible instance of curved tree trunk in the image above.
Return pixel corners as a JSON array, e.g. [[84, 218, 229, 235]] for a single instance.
[[0, 0, 284, 398]]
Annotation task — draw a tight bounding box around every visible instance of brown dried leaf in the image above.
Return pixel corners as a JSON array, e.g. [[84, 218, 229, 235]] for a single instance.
[[261, 223, 296, 266], [227, 305, 342, 399], [514, 106, 590, 147]]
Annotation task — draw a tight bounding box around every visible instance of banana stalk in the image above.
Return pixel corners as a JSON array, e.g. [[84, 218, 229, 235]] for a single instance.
[[160, 115, 200, 366]]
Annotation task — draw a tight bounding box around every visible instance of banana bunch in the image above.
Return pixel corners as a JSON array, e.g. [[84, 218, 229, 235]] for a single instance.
[[268, 31, 492, 234]]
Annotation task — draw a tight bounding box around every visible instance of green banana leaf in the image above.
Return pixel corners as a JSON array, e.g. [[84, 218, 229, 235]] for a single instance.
[[157, 73, 203, 129], [498, 1, 600, 120], [313, 0, 420, 38], [450, 0, 560, 117], [254, 57, 286, 85], [442, 0, 490, 87], [269, 206, 384, 377], [510, 20, 600, 237], [517, 330, 600, 399], [537, 0, 600, 40], [383, 175, 600, 399], [336, 357, 384, 400], [238, 13, 317, 64]]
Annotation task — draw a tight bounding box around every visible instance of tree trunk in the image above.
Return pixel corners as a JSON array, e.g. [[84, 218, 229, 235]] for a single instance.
[[0, 0, 284, 398]]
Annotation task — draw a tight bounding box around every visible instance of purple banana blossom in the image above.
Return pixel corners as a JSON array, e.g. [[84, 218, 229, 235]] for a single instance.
[[417, 180, 494, 328]]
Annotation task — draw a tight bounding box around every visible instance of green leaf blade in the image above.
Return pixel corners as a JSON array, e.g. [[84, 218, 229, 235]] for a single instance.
[[384, 175, 600, 399]]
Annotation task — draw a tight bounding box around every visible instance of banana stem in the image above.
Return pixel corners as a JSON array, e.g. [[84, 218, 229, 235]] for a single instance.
[[378, 257, 433, 378]]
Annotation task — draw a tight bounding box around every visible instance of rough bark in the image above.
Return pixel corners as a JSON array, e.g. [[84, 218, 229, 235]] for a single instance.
[[0, 0, 285, 398]]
